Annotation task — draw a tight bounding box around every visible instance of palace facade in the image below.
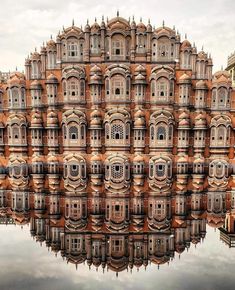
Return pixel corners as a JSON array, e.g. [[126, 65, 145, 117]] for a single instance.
[[0, 14, 235, 238], [0, 188, 231, 270]]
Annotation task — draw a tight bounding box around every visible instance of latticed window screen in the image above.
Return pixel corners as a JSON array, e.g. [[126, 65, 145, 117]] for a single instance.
[[156, 164, 165, 177], [111, 122, 124, 140], [13, 166, 21, 176], [218, 87, 227, 107], [68, 42, 78, 57], [70, 164, 79, 177], [112, 38, 124, 56], [111, 75, 125, 100], [111, 164, 123, 179], [69, 126, 78, 140], [157, 126, 166, 140], [218, 126, 225, 143], [68, 77, 79, 99], [157, 78, 168, 97], [216, 163, 223, 177]]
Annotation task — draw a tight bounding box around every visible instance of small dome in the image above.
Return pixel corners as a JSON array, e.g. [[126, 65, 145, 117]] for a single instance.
[[91, 20, 100, 32], [179, 111, 190, 127], [46, 73, 58, 84], [195, 113, 207, 127], [31, 51, 41, 60], [90, 110, 102, 127], [8, 72, 26, 87], [47, 111, 59, 126], [133, 154, 144, 163], [47, 39, 56, 48], [179, 73, 191, 83], [90, 118, 102, 126], [197, 51, 207, 60], [181, 39, 191, 50], [134, 117, 145, 127], [31, 111, 43, 127], [47, 154, 59, 163], [135, 64, 145, 73], [90, 74, 102, 84], [135, 73, 146, 81], [134, 109, 145, 119], [179, 111, 190, 120], [32, 155, 44, 163], [194, 155, 204, 163], [91, 154, 102, 162], [195, 80, 207, 89], [90, 64, 102, 73], [136, 20, 146, 32], [30, 80, 42, 88], [213, 70, 231, 85], [90, 110, 102, 119], [177, 155, 188, 163]]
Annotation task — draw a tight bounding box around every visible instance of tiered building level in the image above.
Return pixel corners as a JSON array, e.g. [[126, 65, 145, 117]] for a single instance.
[[0, 15, 235, 237]]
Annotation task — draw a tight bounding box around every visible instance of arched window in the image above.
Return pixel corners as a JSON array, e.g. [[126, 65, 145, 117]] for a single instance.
[[111, 75, 125, 101], [47, 52, 56, 69], [218, 87, 227, 107], [69, 126, 78, 140], [111, 122, 124, 140], [157, 126, 166, 140], [31, 61, 40, 79], [136, 34, 145, 53], [157, 77, 168, 98], [218, 126, 225, 144], [182, 51, 191, 69], [111, 35, 125, 58], [67, 77, 79, 100], [111, 163, 124, 180], [91, 35, 100, 54], [156, 163, 166, 177], [68, 40, 78, 57]]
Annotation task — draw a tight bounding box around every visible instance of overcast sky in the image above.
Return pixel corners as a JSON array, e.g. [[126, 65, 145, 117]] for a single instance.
[[0, 225, 235, 290], [0, 0, 235, 72]]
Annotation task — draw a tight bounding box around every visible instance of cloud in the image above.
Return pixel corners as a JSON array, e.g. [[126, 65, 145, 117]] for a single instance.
[[0, 0, 235, 71], [0, 225, 235, 290]]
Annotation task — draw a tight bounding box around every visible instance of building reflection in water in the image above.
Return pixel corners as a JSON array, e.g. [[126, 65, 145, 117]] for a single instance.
[[0, 187, 232, 273]]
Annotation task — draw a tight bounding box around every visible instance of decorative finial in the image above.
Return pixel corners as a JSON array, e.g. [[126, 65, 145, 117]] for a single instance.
[[148, 18, 150, 24], [117, 9, 119, 17], [193, 42, 195, 47], [50, 34, 52, 40], [106, 17, 109, 22], [95, 17, 97, 22], [173, 25, 175, 30], [72, 19, 74, 26], [221, 65, 224, 70], [35, 47, 37, 52], [63, 25, 65, 32], [185, 33, 187, 39], [140, 17, 142, 22], [133, 15, 135, 21], [202, 45, 204, 51], [87, 19, 89, 24], [102, 15, 104, 21], [162, 20, 165, 27], [16, 66, 18, 71]]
